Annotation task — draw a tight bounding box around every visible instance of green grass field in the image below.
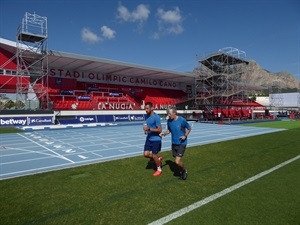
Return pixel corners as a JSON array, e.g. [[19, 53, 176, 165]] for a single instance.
[[0, 120, 299, 225], [0, 126, 23, 134]]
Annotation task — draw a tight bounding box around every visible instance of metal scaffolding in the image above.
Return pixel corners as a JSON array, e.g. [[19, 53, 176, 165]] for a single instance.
[[16, 12, 49, 109], [195, 47, 250, 112]]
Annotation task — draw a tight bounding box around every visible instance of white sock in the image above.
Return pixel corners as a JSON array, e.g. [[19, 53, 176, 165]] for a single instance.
[[157, 166, 162, 171]]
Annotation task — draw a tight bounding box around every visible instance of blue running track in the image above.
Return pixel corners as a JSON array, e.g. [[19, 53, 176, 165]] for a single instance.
[[0, 122, 285, 180]]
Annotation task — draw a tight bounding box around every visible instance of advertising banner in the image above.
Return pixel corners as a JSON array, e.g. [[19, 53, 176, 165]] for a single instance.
[[96, 115, 114, 123], [113, 115, 130, 122], [78, 96, 91, 101], [28, 116, 54, 126], [88, 87, 99, 91], [60, 90, 74, 95], [109, 92, 121, 97], [0, 114, 145, 127], [0, 116, 54, 126], [78, 115, 96, 123], [57, 115, 96, 125], [0, 117, 28, 126], [129, 114, 145, 121], [113, 114, 145, 122]]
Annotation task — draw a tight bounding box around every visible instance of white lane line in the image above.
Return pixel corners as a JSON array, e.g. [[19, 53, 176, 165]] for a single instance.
[[0, 147, 71, 164], [78, 155, 88, 159], [148, 155, 300, 225], [17, 133, 75, 163]]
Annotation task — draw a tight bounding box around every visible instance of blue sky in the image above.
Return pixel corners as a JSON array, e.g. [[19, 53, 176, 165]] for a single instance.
[[0, 0, 299, 79]]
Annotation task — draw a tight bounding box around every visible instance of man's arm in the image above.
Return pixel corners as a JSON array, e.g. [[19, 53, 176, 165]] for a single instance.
[[149, 125, 162, 133]]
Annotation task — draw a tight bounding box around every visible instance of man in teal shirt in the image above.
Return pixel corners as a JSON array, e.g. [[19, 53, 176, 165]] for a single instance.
[[161, 106, 191, 180], [143, 102, 163, 176]]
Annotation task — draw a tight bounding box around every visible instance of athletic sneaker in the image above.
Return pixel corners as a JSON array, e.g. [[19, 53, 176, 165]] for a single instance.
[[181, 169, 187, 180], [158, 156, 163, 167], [153, 170, 162, 176]]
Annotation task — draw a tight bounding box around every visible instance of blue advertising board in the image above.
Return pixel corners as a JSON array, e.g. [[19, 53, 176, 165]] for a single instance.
[[78, 96, 91, 101], [0, 117, 28, 126], [60, 90, 74, 95], [129, 114, 145, 121], [109, 92, 121, 97], [57, 115, 97, 124], [0, 114, 146, 126], [113, 115, 130, 122], [28, 116, 53, 126], [78, 115, 96, 123], [96, 115, 114, 123], [113, 114, 145, 122], [0, 116, 54, 126], [88, 87, 99, 91]]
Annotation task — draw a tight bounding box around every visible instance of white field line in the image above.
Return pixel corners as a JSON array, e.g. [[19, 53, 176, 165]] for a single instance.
[[148, 155, 300, 225], [17, 133, 75, 163]]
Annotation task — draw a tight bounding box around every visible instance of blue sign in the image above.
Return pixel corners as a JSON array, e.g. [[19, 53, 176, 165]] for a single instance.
[[129, 114, 145, 121], [113, 115, 130, 122], [78, 96, 90, 101], [28, 116, 53, 126], [78, 115, 96, 123], [96, 115, 114, 123], [60, 90, 74, 95], [88, 87, 99, 91], [58, 115, 96, 124], [109, 92, 121, 97]]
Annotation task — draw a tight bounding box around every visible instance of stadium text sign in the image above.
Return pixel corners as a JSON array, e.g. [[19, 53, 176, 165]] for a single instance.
[[49, 68, 178, 88], [97, 102, 175, 110], [98, 102, 134, 110]]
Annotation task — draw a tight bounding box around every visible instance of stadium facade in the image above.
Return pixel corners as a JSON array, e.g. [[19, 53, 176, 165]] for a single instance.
[[3, 12, 297, 127]]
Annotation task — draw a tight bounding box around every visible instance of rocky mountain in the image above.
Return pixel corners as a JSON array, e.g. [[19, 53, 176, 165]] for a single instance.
[[241, 61, 299, 90], [193, 60, 300, 91]]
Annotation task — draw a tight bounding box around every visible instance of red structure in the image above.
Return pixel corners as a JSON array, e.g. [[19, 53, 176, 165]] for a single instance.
[[0, 38, 265, 118]]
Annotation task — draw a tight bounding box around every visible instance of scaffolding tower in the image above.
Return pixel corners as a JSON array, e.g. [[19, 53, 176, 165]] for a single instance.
[[195, 47, 250, 112], [16, 12, 49, 109]]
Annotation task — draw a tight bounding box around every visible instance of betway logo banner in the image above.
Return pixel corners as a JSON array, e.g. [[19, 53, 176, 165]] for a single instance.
[[0, 117, 27, 126], [28, 116, 54, 126]]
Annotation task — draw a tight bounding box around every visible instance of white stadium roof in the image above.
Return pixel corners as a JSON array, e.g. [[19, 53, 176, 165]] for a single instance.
[[0, 37, 195, 84]]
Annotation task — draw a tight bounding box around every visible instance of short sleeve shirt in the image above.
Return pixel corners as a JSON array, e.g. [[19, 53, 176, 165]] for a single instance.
[[146, 113, 162, 141], [167, 116, 191, 145]]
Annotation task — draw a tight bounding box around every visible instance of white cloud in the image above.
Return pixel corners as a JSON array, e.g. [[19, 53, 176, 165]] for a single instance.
[[166, 23, 184, 35], [116, 3, 131, 21], [155, 6, 184, 37], [157, 7, 182, 24], [101, 26, 116, 39], [81, 28, 101, 44], [117, 3, 150, 23], [132, 4, 150, 22]]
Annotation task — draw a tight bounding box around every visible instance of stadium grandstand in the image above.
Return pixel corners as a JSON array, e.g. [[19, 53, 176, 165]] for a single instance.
[[0, 12, 272, 127]]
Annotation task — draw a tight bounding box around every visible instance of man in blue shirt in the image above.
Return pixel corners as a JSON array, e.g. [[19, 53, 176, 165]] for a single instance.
[[160, 106, 191, 180], [143, 102, 163, 176]]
